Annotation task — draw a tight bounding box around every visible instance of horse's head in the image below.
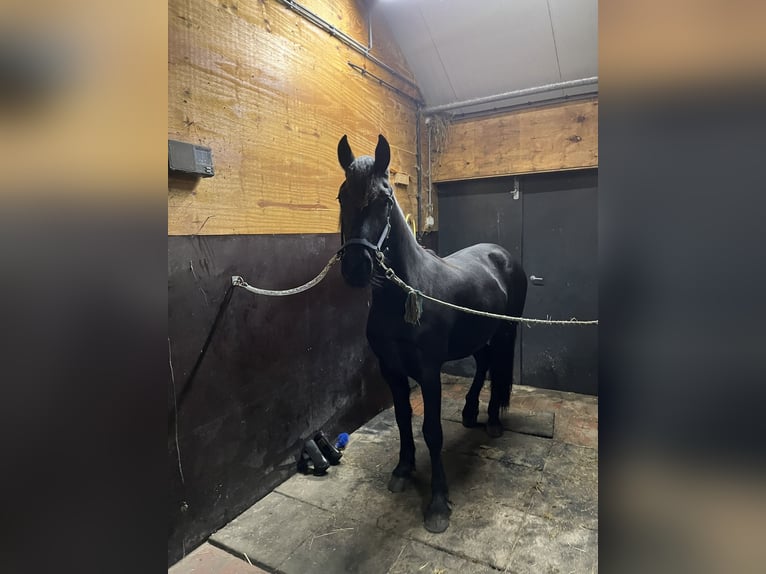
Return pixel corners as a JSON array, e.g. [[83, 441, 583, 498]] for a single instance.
[[336, 134, 394, 288]]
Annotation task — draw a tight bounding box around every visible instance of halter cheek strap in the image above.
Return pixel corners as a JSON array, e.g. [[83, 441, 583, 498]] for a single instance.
[[338, 196, 393, 256]]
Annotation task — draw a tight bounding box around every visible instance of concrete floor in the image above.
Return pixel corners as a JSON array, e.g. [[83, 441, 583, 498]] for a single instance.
[[174, 375, 597, 573]]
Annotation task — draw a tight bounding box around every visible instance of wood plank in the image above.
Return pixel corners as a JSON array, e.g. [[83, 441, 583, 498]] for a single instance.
[[169, 543, 268, 573], [168, 0, 420, 235], [431, 99, 598, 183]]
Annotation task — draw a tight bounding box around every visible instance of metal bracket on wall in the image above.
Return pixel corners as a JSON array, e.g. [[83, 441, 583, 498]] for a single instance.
[[512, 176, 520, 200]]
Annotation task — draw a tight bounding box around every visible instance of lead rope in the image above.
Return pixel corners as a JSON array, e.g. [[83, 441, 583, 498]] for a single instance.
[[231, 254, 341, 295], [230, 251, 598, 327], [372, 252, 598, 326]]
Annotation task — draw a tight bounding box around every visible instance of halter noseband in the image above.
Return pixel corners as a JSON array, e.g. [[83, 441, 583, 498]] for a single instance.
[[338, 195, 393, 257]]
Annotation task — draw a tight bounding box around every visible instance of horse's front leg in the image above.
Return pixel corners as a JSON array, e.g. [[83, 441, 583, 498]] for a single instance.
[[420, 372, 451, 533], [380, 361, 416, 493]]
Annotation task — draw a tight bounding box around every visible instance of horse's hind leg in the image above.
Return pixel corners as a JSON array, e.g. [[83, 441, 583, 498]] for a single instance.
[[487, 323, 519, 438], [461, 345, 490, 428], [380, 362, 416, 493]]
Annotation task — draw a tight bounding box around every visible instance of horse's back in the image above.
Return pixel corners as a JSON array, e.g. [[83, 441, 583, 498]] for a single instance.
[[442, 243, 519, 283], [443, 242, 526, 315]]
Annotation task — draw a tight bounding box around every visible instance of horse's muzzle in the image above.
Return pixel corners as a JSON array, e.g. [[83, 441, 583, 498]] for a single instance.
[[340, 247, 373, 288]]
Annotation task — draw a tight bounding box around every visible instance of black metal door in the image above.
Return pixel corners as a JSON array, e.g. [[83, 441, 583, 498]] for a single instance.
[[521, 170, 598, 394], [436, 169, 598, 395], [437, 177, 523, 380]]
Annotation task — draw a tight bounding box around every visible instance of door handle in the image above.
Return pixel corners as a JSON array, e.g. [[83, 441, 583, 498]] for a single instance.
[[529, 275, 544, 285]]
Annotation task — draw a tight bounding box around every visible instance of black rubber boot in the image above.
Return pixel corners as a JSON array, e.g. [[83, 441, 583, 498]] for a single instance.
[[314, 431, 343, 465], [302, 438, 330, 476], [297, 450, 312, 475]]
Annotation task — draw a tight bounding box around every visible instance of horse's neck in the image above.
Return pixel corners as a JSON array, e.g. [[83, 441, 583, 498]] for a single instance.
[[383, 200, 426, 282]]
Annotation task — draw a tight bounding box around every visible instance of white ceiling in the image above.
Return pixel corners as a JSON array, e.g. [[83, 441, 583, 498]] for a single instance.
[[374, 0, 598, 115]]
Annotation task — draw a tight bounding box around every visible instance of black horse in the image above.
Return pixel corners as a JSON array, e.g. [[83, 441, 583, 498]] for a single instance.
[[336, 134, 527, 533]]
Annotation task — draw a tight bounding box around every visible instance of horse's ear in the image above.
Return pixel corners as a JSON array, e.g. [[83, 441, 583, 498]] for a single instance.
[[337, 135, 354, 170], [374, 134, 390, 175]]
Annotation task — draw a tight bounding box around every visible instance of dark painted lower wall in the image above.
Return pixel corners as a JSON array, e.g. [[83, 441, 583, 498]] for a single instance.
[[168, 234, 390, 566]]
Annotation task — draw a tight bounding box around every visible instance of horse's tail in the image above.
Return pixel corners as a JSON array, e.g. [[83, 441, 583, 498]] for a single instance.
[[489, 261, 527, 410], [511, 261, 528, 320]]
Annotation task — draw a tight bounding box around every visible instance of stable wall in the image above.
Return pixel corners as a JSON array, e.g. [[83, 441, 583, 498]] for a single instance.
[[168, 0, 420, 565], [168, 0, 421, 235], [433, 99, 598, 182], [424, 98, 598, 231], [429, 101, 599, 394]]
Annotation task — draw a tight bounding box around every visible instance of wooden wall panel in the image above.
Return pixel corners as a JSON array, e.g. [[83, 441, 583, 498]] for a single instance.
[[431, 99, 598, 183], [168, 0, 420, 235]]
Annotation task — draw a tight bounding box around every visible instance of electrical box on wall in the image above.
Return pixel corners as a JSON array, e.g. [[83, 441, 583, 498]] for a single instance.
[[168, 140, 215, 177]]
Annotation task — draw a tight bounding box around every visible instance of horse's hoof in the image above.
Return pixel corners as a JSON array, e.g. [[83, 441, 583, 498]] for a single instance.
[[486, 423, 504, 438], [461, 407, 479, 428], [461, 414, 478, 428], [424, 512, 450, 533], [424, 498, 451, 533], [388, 475, 409, 493]]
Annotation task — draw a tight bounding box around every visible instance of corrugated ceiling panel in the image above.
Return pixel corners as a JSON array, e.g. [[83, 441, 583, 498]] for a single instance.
[[420, 0, 560, 101], [376, 0, 597, 110], [376, 1, 456, 105], [549, 0, 598, 80]]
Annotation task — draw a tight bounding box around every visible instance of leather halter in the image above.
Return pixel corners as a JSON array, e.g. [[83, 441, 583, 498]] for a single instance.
[[338, 195, 393, 256]]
